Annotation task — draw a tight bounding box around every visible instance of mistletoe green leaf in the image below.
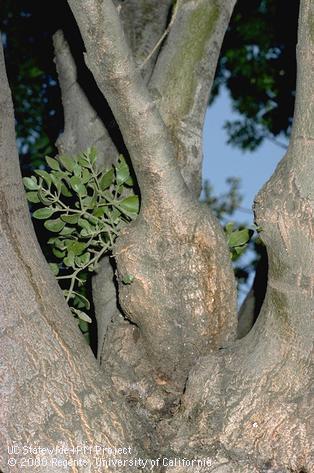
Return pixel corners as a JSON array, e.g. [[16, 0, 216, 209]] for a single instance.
[[60, 184, 72, 198], [234, 245, 247, 255], [52, 248, 66, 258], [125, 175, 134, 186], [77, 154, 89, 167], [231, 245, 248, 261], [60, 226, 75, 236], [81, 195, 96, 209], [49, 263, 59, 276], [53, 238, 66, 250], [225, 222, 234, 235], [70, 176, 87, 196], [78, 218, 93, 230], [35, 170, 52, 186], [45, 156, 60, 171], [119, 195, 140, 215], [71, 308, 92, 323], [76, 252, 90, 267], [59, 154, 76, 172], [33, 208, 55, 219], [92, 207, 106, 218], [73, 163, 82, 177], [116, 156, 130, 185], [44, 218, 65, 233], [50, 174, 62, 194], [100, 168, 114, 190], [68, 241, 87, 256], [48, 236, 58, 245], [228, 228, 254, 248], [87, 147, 97, 165], [81, 168, 91, 184], [38, 189, 54, 205], [73, 291, 91, 309], [63, 251, 75, 268], [26, 192, 40, 203], [110, 208, 121, 222], [61, 214, 80, 224], [23, 176, 39, 190]]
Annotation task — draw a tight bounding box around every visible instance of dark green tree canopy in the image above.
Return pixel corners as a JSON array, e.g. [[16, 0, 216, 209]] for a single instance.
[[1, 0, 298, 163], [1, 1, 63, 167], [213, 0, 298, 150]]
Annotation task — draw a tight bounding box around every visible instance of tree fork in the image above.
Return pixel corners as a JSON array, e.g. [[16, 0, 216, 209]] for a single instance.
[[68, 0, 237, 390], [0, 37, 149, 472], [1, 0, 312, 471], [164, 2, 314, 470]]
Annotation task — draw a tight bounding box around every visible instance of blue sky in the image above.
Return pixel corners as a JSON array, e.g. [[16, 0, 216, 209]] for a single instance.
[[203, 87, 288, 225], [202, 87, 288, 302]]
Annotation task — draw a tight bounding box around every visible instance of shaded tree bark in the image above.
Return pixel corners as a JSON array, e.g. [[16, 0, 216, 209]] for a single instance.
[[0, 40, 147, 472], [0, 1, 313, 472], [237, 246, 268, 339]]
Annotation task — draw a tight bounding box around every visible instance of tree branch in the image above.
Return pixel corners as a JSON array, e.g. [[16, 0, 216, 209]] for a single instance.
[[140, 0, 180, 71], [253, 0, 314, 339], [53, 29, 119, 168], [68, 0, 237, 391], [0, 38, 144, 469], [115, 0, 173, 80], [52, 7, 176, 395], [67, 0, 187, 209], [237, 246, 268, 339], [163, 5, 313, 469], [149, 0, 237, 196], [53, 15, 174, 410]]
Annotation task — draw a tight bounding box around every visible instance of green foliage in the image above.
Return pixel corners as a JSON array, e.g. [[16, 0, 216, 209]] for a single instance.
[[224, 120, 264, 151], [225, 222, 255, 261], [1, 0, 297, 164], [202, 177, 253, 259], [211, 0, 298, 150], [0, 1, 63, 169], [23, 148, 139, 328], [202, 178, 261, 287]]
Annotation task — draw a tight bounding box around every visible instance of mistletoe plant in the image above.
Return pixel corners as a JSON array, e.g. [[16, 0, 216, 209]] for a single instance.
[[23, 147, 256, 337], [225, 222, 256, 260], [23, 148, 139, 330]]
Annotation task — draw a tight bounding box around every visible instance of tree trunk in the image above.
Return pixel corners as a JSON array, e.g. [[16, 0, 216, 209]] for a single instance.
[[0, 0, 313, 472]]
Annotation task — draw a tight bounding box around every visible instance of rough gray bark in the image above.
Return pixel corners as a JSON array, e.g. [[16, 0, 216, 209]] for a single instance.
[[1, 0, 313, 472], [53, 1, 237, 389], [68, 0, 237, 392], [114, 0, 173, 79], [0, 40, 148, 472], [53, 0, 238, 398], [159, 2, 314, 471], [53, 30, 118, 167], [52, 30, 124, 370], [53, 2, 174, 374], [237, 247, 268, 339], [150, 0, 237, 196]]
